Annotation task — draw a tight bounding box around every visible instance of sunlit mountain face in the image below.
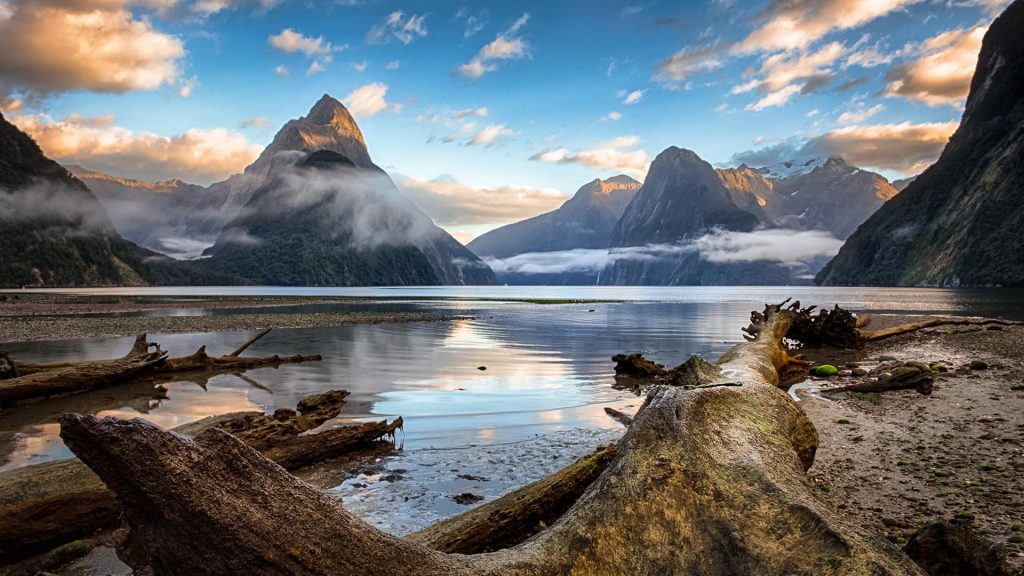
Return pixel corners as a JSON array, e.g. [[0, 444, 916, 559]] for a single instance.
[[0, 0, 1007, 284]]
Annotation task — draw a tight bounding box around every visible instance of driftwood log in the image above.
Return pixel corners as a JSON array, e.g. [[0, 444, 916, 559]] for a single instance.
[[822, 362, 938, 397], [0, 391, 399, 564], [743, 299, 1016, 349], [58, 304, 924, 575], [0, 330, 320, 406]]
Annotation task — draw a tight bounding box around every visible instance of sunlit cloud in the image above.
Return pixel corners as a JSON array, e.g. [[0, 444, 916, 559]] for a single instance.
[[0, 0, 184, 97], [468, 124, 517, 147], [12, 112, 262, 184], [883, 26, 986, 106], [731, 120, 958, 175], [341, 83, 400, 118], [457, 13, 530, 78], [396, 176, 566, 232], [530, 136, 651, 178]]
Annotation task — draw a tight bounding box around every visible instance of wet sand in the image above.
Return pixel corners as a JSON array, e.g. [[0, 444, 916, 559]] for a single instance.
[[0, 294, 464, 342], [800, 320, 1024, 568]]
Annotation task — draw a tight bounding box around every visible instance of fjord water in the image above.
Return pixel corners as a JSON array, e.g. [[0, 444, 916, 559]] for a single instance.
[[2, 286, 1023, 529]]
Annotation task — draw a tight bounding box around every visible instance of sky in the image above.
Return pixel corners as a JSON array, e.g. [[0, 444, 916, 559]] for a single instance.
[[0, 0, 1007, 242]]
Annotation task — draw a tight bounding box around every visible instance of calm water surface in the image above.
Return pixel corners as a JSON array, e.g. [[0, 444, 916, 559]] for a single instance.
[[1, 286, 1022, 526]]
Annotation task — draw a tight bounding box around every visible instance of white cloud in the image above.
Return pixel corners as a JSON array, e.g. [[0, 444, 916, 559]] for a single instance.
[[274, 65, 289, 78], [883, 26, 986, 106], [484, 229, 843, 274], [468, 124, 517, 147], [239, 117, 268, 128], [385, 60, 401, 70], [342, 83, 400, 118], [178, 76, 199, 98], [745, 85, 802, 111], [12, 112, 261, 184], [652, 44, 725, 84], [837, 103, 885, 124], [530, 136, 651, 178], [451, 107, 490, 119], [0, 0, 184, 97], [306, 61, 326, 76], [458, 13, 530, 78], [352, 60, 368, 72], [622, 89, 646, 105], [605, 111, 623, 121], [366, 11, 427, 45], [268, 28, 338, 57]]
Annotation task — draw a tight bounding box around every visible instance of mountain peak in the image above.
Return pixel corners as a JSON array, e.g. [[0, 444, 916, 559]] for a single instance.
[[247, 94, 372, 172]]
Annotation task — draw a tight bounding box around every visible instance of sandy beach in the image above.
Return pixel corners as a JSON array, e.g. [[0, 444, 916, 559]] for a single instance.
[[800, 321, 1024, 570]]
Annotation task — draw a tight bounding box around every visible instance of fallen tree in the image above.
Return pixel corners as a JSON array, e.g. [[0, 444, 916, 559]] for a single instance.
[[821, 362, 938, 397], [743, 299, 1017, 349], [59, 303, 925, 575], [0, 391, 399, 564], [0, 329, 320, 406]]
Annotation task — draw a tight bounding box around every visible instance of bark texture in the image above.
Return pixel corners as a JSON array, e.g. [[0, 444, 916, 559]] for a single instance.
[[59, 304, 925, 575], [0, 391, 396, 563]]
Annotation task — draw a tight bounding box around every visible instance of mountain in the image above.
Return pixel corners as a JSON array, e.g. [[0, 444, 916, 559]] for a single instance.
[[466, 175, 640, 284], [600, 147, 799, 285], [469, 175, 640, 258], [817, 0, 1024, 287], [0, 113, 241, 287], [201, 97, 496, 286], [716, 157, 899, 240], [891, 177, 916, 192], [65, 165, 222, 259]]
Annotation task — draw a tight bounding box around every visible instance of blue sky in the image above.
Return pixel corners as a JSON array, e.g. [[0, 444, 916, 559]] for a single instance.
[[0, 0, 1005, 241]]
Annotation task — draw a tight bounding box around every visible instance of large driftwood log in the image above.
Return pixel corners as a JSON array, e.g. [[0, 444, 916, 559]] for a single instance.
[[0, 330, 320, 406], [59, 305, 924, 575], [744, 299, 1016, 349], [0, 391, 399, 564], [0, 336, 167, 406]]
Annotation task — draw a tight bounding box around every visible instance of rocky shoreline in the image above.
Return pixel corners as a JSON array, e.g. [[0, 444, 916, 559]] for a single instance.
[[800, 320, 1024, 571]]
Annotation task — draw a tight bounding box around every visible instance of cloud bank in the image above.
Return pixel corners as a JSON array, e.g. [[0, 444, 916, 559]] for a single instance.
[[485, 229, 844, 275]]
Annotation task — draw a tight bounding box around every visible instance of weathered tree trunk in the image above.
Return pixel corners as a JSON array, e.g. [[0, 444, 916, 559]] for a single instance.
[[0, 391, 397, 564], [408, 445, 617, 554], [602, 407, 633, 427], [822, 363, 937, 397], [0, 335, 167, 406], [59, 306, 925, 575], [0, 331, 320, 406]]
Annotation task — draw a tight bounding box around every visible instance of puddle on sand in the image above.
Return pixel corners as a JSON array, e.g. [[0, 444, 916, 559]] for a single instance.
[[333, 427, 624, 536]]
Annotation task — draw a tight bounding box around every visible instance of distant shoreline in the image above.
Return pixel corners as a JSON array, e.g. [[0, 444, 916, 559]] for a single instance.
[[0, 294, 468, 343]]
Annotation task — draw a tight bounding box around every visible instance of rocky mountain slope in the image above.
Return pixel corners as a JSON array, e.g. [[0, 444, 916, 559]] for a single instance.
[[817, 0, 1024, 287], [0, 113, 240, 287], [201, 98, 496, 286], [717, 157, 898, 240], [467, 175, 639, 284], [66, 165, 222, 259], [469, 175, 639, 258], [600, 147, 798, 285]]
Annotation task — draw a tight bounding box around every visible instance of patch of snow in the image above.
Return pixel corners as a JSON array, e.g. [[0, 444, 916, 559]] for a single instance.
[[757, 158, 826, 180]]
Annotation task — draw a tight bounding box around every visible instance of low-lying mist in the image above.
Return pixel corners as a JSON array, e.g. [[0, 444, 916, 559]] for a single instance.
[[483, 228, 843, 275]]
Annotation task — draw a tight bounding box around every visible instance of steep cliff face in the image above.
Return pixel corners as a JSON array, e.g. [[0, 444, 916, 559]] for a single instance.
[[0, 114, 240, 287], [817, 0, 1024, 287], [601, 147, 791, 285], [717, 158, 898, 240]]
